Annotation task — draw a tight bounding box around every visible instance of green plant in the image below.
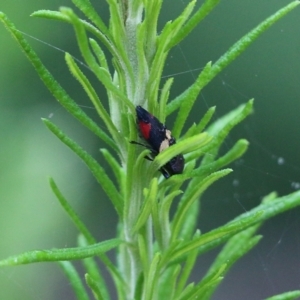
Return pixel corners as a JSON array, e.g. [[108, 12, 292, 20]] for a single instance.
[[1, 1, 300, 299]]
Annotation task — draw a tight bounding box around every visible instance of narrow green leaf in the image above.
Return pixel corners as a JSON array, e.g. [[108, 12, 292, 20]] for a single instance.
[[85, 273, 106, 300], [171, 169, 232, 243], [138, 234, 149, 275], [144, 253, 161, 300], [122, 115, 141, 199], [150, 132, 211, 173], [232, 190, 300, 225], [50, 178, 95, 240], [201, 100, 253, 165], [164, 0, 197, 50], [107, 0, 136, 91], [143, 0, 162, 63], [157, 265, 181, 300], [169, 0, 220, 49], [166, 61, 212, 119], [151, 190, 163, 249], [147, 0, 196, 108], [100, 148, 123, 191], [177, 200, 200, 241], [65, 53, 120, 142], [147, 20, 174, 109], [175, 189, 300, 264], [31, 10, 127, 75], [0, 12, 117, 152], [182, 106, 216, 139], [136, 22, 149, 104], [71, 0, 110, 37], [158, 77, 174, 122], [171, 62, 213, 137], [261, 191, 278, 204], [188, 139, 249, 175], [175, 283, 195, 300], [210, 1, 300, 80], [202, 223, 262, 299], [43, 119, 123, 216], [99, 69, 135, 114], [0, 239, 121, 266], [205, 235, 262, 299], [265, 291, 300, 300], [159, 190, 183, 250], [89, 38, 110, 71], [49, 178, 123, 292], [133, 178, 158, 233], [177, 264, 225, 300], [195, 106, 216, 133], [208, 101, 252, 136], [106, 0, 126, 50], [127, 147, 151, 198], [206, 225, 261, 277], [59, 261, 90, 300], [166, 212, 263, 264], [124, 136, 150, 220], [79, 235, 111, 300], [168, 1, 300, 119], [60, 8, 135, 113], [176, 231, 200, 295], [193, 198, 274, 256], [32, 9, 69, 20], [61, 7, 99, 69], [134, 272, 144, 300]]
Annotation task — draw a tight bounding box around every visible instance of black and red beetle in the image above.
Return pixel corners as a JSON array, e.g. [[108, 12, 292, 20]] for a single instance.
[[131, 105, 184, 178]]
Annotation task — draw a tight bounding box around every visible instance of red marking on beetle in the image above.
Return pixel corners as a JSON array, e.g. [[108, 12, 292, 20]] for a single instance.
[[138, 121, 151, 140]]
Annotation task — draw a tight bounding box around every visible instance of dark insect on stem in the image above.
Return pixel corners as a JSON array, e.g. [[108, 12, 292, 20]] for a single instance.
[[130, 106, 184, 179]]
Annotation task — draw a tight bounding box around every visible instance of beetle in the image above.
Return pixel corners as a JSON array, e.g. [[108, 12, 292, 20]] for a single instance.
[[131, 105, 184, 178]]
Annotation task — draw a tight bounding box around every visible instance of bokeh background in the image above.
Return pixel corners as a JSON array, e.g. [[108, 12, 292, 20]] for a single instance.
[[0, 0, 300, 299]]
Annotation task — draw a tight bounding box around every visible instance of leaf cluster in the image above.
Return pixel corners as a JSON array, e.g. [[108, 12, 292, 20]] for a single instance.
[[1, 1, 300, 300]]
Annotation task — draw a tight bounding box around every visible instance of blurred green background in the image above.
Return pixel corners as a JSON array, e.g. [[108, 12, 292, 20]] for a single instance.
[[0, 0, 299, 299]]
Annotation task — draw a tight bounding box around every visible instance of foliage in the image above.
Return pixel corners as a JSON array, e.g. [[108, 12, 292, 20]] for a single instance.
[[1, 0, 300, 299]]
